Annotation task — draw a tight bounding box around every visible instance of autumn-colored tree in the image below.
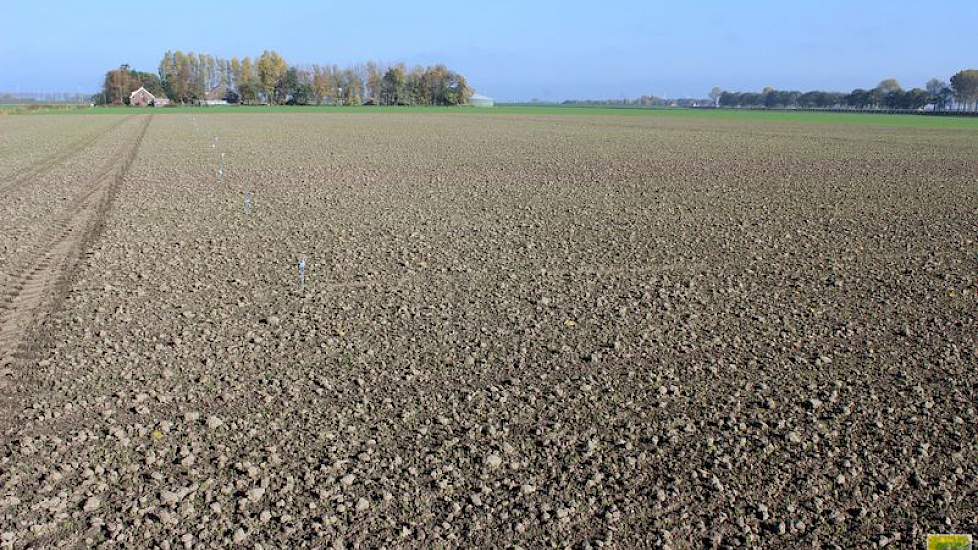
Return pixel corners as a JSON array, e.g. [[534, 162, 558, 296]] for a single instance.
[[257, 51, 288, 104], [427, 65, 450, 105], [229, 57, 243, 100], [407, 66, 429, 105], [240, 57, 259, 104], [447, 72, 473, 105], [98, 64, 163, 105], [231, 57, 258, 103], [159, 50, 206, 103], [365, 61, 385, 104], [173, 51, 190, 101], [339, 68, 363, 105], [101, 65, 134, 104], [310, 65, 335, 104], [222, 58, 233, 89], [197, 53, 209, 93], [158, 51, 178, 101]]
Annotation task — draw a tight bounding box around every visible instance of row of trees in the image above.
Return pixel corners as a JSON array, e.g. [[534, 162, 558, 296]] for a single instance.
[[373, 64, 473, 107], [557, 96, 703, 108], [157, 51, 231, 104], [99, 50, 474, 106], [709, 70, 978, 111]]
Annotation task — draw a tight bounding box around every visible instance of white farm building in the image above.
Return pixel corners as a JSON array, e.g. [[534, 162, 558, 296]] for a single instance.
[[469, 93, 494, 108]]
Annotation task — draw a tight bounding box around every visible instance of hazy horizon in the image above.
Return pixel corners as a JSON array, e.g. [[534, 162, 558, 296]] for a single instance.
[[2, 0, 976, 101]]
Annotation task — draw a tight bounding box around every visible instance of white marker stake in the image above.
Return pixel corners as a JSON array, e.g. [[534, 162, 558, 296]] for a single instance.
[[219, 152, 225, 182], [298, 258, 307, 289], [244, 191, 253, 215]]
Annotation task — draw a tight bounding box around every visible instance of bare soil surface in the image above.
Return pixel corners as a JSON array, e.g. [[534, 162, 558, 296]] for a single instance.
[[1, 115, 148, 400], [0, 116, 130, 192], [0, 112, 976, 548]]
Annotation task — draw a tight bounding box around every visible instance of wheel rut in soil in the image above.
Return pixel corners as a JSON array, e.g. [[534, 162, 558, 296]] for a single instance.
[[0, 115, 134, 196], [0, 115, 151, 385]]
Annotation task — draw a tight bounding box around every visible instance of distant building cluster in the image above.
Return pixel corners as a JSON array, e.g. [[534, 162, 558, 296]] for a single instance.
[[101, 51, 491, 108]]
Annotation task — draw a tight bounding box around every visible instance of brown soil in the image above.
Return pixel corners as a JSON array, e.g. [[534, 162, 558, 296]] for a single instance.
[[0, 112, 975, 549]]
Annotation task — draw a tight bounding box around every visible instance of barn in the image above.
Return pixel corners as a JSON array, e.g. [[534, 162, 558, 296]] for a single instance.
[[129, 86, 156, 107]]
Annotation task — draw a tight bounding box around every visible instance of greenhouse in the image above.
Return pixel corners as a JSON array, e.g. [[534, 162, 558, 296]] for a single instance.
[[469, 93, 494, 107]]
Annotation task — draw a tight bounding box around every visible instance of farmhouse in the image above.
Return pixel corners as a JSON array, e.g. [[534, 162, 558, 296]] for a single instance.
[[129, 86, 156, 107]]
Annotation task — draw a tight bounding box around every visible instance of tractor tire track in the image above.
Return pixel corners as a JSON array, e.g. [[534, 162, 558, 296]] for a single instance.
[[0, 115, 151, 408], [0, 125, 140, 291], [0, 115, 133, 196]]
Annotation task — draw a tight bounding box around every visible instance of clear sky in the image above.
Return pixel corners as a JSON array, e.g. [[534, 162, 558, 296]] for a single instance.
[[2, 0, 976, 101]]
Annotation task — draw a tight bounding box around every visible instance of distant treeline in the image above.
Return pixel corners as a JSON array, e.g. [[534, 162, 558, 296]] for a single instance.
[[558, 96, 705, 108], [97, 50, 474, 107], [711, 71, 978, 111], [0, 92, 91, 105]]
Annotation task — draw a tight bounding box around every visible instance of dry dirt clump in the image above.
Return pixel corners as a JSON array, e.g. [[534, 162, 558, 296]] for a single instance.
[[0, 112, 976, 548]]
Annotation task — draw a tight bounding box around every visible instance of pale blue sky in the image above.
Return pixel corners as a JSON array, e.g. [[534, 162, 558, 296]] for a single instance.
[[2, 0, 975, 101]]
